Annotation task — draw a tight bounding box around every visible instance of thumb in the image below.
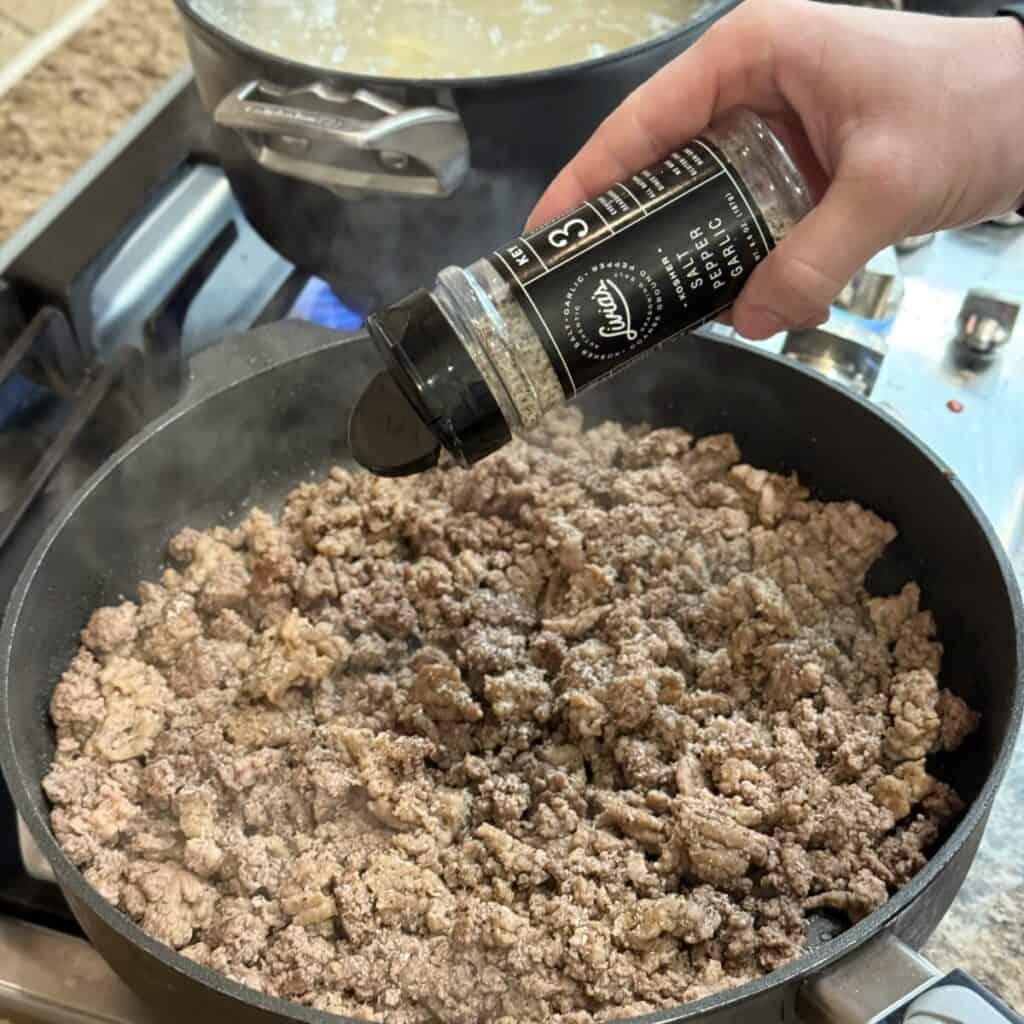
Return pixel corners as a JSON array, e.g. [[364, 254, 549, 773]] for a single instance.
[[731, 171, 909, 340]]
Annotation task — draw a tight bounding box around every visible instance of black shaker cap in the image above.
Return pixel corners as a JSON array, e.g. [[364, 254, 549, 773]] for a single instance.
[[348, 370, 441, 477], [357, 288, 511, 470]]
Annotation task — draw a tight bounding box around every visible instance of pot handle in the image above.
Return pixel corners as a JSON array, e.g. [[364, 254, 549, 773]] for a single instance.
[[213, 80, 469, 198], [798, 933, 1023, 1023]]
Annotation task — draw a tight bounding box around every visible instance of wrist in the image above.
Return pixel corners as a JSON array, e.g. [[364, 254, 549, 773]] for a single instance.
[[995, 7, 1024, 213]]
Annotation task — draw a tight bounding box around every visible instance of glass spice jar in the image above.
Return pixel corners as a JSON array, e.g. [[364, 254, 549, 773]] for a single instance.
[[353, 108, 813, 473]]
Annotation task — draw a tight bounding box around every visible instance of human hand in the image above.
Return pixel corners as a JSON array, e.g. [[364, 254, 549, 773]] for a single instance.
[[527, 0, 1024, 339]]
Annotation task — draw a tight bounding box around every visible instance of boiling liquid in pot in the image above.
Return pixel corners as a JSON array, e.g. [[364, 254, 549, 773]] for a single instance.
[[188, 0, 707, 77]]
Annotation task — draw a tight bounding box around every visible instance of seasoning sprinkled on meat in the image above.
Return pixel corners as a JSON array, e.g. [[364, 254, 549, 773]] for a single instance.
[[45, 408, 977, 1023]]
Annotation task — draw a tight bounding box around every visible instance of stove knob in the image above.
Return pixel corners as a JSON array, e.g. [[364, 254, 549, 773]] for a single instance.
[[989, 210, 1024, 228], [896, 232, 936, 253], [956, 289, 1020, 357], [834, 251, 903, 325], [691, 320, 736, 342], [782, 316, 887, 397]]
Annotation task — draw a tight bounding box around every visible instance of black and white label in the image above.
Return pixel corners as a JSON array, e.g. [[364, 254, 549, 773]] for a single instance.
[[490, 139, 775, 398]]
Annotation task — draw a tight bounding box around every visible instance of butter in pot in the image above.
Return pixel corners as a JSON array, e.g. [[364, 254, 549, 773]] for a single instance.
[[188, 0, 710, 77]]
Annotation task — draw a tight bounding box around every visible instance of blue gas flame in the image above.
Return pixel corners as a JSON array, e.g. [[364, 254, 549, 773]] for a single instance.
[[288, 278, 364, 331]]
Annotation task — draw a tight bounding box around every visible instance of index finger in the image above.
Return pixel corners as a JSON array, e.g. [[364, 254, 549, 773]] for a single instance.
[[525, 1, 785, 230]]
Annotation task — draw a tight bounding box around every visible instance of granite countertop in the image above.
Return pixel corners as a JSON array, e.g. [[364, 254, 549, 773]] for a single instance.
[[0, 0, 187, 242], [0, 0, 1022, 1015], [924, 735, 1024, 1007]]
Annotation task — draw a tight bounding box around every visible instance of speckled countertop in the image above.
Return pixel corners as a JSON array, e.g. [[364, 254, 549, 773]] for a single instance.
[[924, 735, 1024, 1008], [0, 0, 186, 242], [0, 0, 1023, 1015]]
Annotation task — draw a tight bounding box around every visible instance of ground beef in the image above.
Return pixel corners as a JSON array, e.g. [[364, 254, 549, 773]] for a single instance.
[[44, 409, 979, 1024]]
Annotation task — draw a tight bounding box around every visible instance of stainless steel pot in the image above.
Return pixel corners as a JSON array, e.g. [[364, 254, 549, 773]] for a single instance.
[[173, 0, 738, 313]]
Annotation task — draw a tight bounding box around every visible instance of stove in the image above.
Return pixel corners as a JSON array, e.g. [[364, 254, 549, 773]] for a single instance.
[[0, 68, 1022, 1024]]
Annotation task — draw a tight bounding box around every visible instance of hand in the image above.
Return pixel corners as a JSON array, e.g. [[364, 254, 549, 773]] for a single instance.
[[527, 0, 1024, 339]]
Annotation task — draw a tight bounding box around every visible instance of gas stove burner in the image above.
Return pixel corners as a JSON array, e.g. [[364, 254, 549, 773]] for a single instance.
[[0, 432, 46, 510], [0, 427, 100, 514], [0, 372, 48, 432], [288, 277, 364, 330]]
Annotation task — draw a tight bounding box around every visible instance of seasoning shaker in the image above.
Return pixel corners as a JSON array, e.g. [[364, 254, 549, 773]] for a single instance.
[[350, 108, 814, 474]]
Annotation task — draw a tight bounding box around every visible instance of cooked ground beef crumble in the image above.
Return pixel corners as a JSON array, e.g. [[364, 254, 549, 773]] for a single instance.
[[44, 409, 979, 1023]]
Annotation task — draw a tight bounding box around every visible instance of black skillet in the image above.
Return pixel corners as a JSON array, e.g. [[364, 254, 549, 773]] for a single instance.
[[1, 324, 1021, 1024]]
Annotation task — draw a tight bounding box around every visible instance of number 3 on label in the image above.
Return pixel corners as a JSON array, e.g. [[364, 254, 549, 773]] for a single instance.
[[548, 218, 589, 249]]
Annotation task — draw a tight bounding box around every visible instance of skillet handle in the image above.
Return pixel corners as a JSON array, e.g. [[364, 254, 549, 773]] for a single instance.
[[798, 934, 1024, 1024]]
